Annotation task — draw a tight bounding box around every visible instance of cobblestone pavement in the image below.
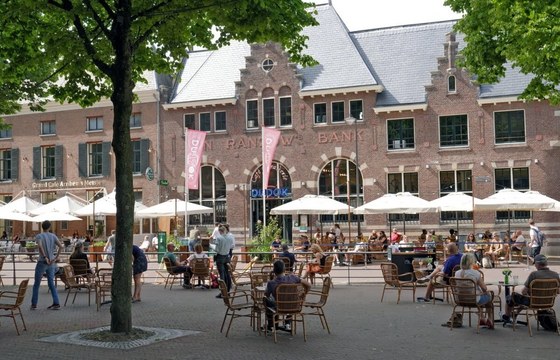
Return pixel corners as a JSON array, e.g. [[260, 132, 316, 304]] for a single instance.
[[0, 261, 559, 360]]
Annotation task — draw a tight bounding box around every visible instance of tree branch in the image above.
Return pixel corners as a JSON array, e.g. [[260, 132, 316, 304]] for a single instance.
[[83, 0, 114, 40]]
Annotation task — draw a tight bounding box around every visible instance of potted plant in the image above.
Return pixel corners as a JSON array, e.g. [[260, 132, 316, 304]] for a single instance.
[[90, 240, 106, 263], [249, 218, 282, 262], [25, 241, 37, 261]]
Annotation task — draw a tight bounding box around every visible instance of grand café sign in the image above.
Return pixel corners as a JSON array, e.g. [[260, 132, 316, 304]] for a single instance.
[[31, 179, 102, 190]]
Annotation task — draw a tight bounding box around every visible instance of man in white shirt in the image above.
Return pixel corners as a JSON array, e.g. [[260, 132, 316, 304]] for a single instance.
[[528, 219, 542, 260], [511, 229, 526, 252]]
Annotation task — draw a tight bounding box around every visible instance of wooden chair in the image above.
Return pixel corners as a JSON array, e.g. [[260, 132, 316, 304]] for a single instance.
[[95, 268, 112, 311], [278, 257, 292, 272], [511, 245, 526, 263], [428, 264, 459, 304], [379, 262, 416, 304], [0, 279, 29, 335], [61, 264, 94, 306], [190, 258, 211, 288], [302, 277, 332, 334], [448, 277, 494, 334], [218, 279, 253, 337], [0, 255, 5, 286], [266, 283, 307, 343], [229, 255, 239, 272], [512, 278, 560, 336], [249, 272, 270, 333], [162, 257, 183, 290]]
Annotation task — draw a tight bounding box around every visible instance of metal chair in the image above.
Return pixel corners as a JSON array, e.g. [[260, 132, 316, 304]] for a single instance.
[[302, 277, 332, 334], [95, 268, 112, 311], [162, 257, 184, 290], [218, 279, 253, 337], [61, 264, 94, 306]]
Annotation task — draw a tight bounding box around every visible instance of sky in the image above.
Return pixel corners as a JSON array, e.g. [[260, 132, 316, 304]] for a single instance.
[[319, 0, 462, 31]]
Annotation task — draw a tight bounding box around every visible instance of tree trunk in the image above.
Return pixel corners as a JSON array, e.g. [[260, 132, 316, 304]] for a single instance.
[[109, 4, 135, 334]]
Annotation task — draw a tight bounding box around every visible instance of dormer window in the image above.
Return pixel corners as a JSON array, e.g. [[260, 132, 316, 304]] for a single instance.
[[448, 75, 456, 93]]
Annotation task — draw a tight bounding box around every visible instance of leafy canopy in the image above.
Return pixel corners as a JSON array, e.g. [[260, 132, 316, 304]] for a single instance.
[[0, 0, 318, 113], [446, 0, 560, 104]]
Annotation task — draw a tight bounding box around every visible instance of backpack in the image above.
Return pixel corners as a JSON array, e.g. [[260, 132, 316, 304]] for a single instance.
[[210, 272, 219, 289], [537, 309, 559, 331], [536, 230, 546, 247]]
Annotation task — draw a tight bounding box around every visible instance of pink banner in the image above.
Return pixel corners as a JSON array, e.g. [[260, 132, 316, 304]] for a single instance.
[[262, 128, 281, 188], [185, 129, 206, 190]]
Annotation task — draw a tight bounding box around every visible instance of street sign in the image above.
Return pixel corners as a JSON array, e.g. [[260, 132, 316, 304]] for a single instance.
[[159, 179, 169, 186], [145, 167, 154, 181]]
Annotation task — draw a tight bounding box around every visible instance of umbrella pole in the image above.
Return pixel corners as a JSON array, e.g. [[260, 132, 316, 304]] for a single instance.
[[402, 214, 405, 235]]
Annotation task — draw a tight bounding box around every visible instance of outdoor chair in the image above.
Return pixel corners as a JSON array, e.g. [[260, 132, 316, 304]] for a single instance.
[[448, 277, 494, 334], [249, 272, 270, 333], [512, 278, 560, 336], [310, 255, 334, 287], [379, 262, 416, 304], [190, 258, 211, 288], [0, 279, 29, 335], [95, 268, 112, 311], [302, 277, 332, 334], [69, 258, 95, 282], [162, 257, 183, 290], [218, 279, 253, 337], [61, 264, 94, 306], [266, 283, 307, 343]]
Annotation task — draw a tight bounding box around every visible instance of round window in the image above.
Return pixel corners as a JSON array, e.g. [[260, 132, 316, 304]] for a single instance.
[[262, 58, 274, 72]]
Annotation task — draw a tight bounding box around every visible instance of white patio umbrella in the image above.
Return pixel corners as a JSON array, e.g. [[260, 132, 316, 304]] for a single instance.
[[74, 191, 147, 216], [0, 208, 34, 222], [429, 192, 482, 234], [30, 194, 88, 216], [2, 194, 42, 214], [136, 198, 214, 217], [354, 192, 438, 233], [31, 211, 83, 222], [270, 194, 354, 215], [475, 188, 556, 211]]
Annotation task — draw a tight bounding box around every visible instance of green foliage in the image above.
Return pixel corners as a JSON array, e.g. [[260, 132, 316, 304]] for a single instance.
[[0, 0, 317, 334], [25, 241, 36, 249], [250, 218, 282, 261], [445, 0, 560, 104], [93, 241, 106, 247]]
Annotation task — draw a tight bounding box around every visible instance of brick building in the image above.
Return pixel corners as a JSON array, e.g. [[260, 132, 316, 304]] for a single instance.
[[2, 4, 559, 252]]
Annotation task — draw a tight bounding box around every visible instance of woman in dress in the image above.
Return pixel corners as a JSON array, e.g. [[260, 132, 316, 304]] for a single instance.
[[305, 243, 327, 283], [132, 244, 148, 303]]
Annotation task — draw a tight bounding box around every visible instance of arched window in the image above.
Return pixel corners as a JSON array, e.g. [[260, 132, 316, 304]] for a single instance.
[[448, 75, 456, 93], [318, 158, 362, 225], [188, 165, 226, 225]]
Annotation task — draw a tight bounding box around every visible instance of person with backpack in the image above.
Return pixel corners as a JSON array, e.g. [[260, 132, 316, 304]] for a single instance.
[[528, 219, 545, 261]]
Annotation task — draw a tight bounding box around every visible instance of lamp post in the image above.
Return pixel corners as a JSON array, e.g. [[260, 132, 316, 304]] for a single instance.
[[346, 115, 361, 240]]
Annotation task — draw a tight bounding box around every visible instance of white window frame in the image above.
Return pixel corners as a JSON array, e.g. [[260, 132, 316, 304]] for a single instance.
[[313, 102, 327, 125], [86, 116, 104, 132]]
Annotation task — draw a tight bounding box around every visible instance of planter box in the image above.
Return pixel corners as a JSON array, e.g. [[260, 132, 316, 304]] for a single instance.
[[89, 245, 104, 263]]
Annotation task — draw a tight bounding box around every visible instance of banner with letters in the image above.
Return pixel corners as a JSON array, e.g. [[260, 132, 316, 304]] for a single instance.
[[185, 129, 206, 190], [262, 128, 281, 189]]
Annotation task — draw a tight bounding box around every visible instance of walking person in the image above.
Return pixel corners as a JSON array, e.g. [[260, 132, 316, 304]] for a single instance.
[[132, 244, 148, 303], [104, 229, 116, 266], [31, 220, 63, 310], [213, 225, 233, 298], [528, 219, 543, 261]]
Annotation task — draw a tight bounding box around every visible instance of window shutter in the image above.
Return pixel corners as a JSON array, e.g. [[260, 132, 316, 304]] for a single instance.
[[102, 141, 111, 177], [140, 139, 150, 173], [32, 146, 41, 180], [78, 143, 87, 178], [11, 148, 19, 181], [55, 145, 63, 179]]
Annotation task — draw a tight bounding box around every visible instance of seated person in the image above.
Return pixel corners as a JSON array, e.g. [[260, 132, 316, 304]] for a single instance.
[[187, 243, 209, 287], [69, 241, 94, 274], [270, 236, 282, 253], [346, 241, 368, 264], [304, 244, 327, 283], [139, 235, 151, 252], [264, 260, 311, 332], [511, 229, 526, 252], [502, 254, 560, 324], [313, 228, 322, 243], [484, 232, 504, 267], [455, 253, 494, 329], [279, 244, 297, 272], [417, 229, 428, 246], [446, 228, 457, 243], [417, 243, 462, 302], [164, 243, 193, 289], [295, 234, 310, 251]]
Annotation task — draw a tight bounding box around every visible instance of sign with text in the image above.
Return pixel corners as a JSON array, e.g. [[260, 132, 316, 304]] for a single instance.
[[185, 129, 206, 190]]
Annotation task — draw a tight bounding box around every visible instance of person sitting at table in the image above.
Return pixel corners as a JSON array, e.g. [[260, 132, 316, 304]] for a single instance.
[[69, 242, 93, 274], [270, 236, 282, 253], [295, 234, 310, 252], [263, 260, 311, 332], [279, 244, 297, 272], [376, 230, 388, 250], [502, 254, 560, 324], [390, 228, 401, 244], [304, 244, 327, 283], [164, 243, 193, 289], [140, 235, 151, 252], [186, 243, 209, 287], [463, 233, 481, 264], [484, 232, 504, 268], [446, 228, 457, 243], [417, 229, 428, 246], [313, 228, 322, 243], [416, 243, 462, 302], [511, 229, 526, 253], [455, 253, 495, 329]]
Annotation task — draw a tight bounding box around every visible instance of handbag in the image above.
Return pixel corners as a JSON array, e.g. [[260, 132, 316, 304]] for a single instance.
[[308, 263, 321, 273]]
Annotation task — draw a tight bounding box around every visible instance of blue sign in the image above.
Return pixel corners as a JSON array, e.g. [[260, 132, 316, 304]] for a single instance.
[[250, 188, 290, 198]]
